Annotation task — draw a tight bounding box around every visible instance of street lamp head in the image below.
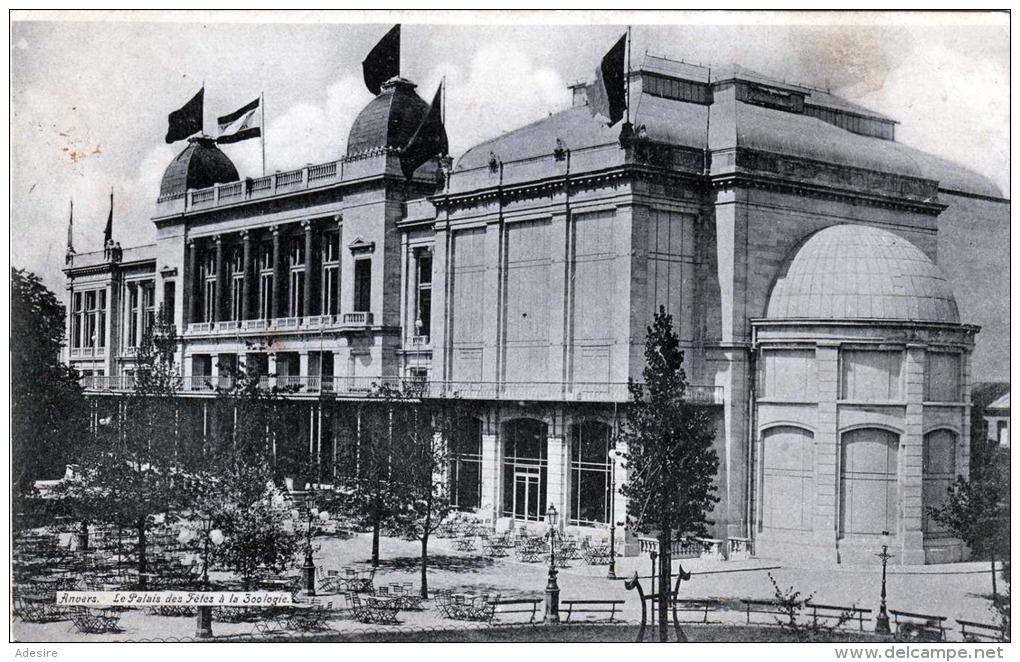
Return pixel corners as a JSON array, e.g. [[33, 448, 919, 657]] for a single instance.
[[881, 530, 891, 548], [545, 504, 558, 528]]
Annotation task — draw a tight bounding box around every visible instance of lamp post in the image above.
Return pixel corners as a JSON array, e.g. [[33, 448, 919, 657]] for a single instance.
[[544, 504, 560, 624], [607, 449, 623, 580], [300, 497, 330, 597], [875, 530, 894, 635], [192, 515, 225, 639]]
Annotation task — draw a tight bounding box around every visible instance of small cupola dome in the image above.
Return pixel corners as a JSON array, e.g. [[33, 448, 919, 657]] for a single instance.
[[159, 137, 240, 199], [346, 77, 433, 156]]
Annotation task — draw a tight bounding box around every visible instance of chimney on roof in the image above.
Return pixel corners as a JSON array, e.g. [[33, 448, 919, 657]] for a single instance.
[[568, 81, 589, 108]]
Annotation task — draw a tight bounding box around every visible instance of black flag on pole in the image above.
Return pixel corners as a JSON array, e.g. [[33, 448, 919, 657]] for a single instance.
[[166, 87, 204, 143], [363, 25, 400, 96], [400, 83, 448, 179], [586, 34, 627, 126], [103, 190, 113, 247]]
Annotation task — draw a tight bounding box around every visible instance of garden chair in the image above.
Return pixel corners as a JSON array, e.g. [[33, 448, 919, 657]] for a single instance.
[[69, 607, 120, 634], [344, 591, 375, 624]]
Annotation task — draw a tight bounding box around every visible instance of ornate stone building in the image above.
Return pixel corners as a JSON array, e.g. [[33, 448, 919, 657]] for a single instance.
[[64, 54, 1008, 564]]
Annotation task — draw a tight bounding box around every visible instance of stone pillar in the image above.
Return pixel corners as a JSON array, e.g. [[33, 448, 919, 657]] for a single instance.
[[299, 351, 310, 387], [271, 226, 282, 319], [268, 352, 279, 389], [241, 231, 252, 321], [214, 235, 226, 322], [813, 343, 840, 563], [303, 221, 317, 317], [481, 432, 500, 524], [546, 435, 568, 530], [103, 282, 115, 376], [959, 349, 973, 482], [901, 344, 926, 565], [186, 240, 198, 326]]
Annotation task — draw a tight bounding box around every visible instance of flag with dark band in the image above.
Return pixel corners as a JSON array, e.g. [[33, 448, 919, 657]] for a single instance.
[[165, 87, 204, 143], [400, 83, 448, 179], [363, 24, 401, 96], [217, 97, 262, 144], [586, 34, 627, 126], [103, 191, 113, 246]]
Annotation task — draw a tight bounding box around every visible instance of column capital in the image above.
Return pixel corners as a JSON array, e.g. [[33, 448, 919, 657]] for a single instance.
[[240, 229, 250, 240], [214, 234, 223, 245], [333, 214, 342, 224], [187, 238, 197, 248], [301, 219, 312, 231], [271, 225, 281, 237]]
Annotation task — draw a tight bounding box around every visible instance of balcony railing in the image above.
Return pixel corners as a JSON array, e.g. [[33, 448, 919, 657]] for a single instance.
[[410, 335, 430, 348], [69, 347, 106, 359], [341, 312, 373, 327], [79, 374, 724, 404]]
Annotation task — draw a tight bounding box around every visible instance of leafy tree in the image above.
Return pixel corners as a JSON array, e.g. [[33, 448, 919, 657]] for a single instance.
[[389, 381, 459, 598], [11, 268, 87, 527], [617, 306, 719, 642], [204, 361, 302, 588], [56, 310, 208, 587], [928, 447, 1010, 629], [329, 387, 406, 568]]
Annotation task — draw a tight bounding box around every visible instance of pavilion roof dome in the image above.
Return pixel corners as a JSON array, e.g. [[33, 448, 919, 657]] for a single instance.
[[159, 138, 239, 199], [346, 77, 438, 156], [766, 224, 960, 323]]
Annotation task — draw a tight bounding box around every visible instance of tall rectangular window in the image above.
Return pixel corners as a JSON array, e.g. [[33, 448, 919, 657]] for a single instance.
[[230, 248, 244, 321], [258, 242, 273, 320], [202, 252, 216, 323], [141, 283, 155, 340], [354, 258, 372, 313], [84, 291, 97, 348], [71, 292, 83, 348], [163, 281, 176, 326], [97, 290, 107, 349], [415, 251, 432, 338], [128, 285, 139, 347], [288, 236, 305, 318], [321, 231, 340, 316]]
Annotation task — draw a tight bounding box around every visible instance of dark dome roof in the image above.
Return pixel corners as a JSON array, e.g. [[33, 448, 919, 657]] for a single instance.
[[766, 225, 960, 323], [159, 138, 240, 199], [346, 77, 433, 155]]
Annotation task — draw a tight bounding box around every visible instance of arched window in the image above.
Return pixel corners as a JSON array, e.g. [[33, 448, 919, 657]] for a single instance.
[[569, 420, 613, 526], [449, 417, 482, 512], [923, 429, 957, 534], [840, 428, 899, 538], [502, 419, 548, 522], [760, 426, 815, 532]]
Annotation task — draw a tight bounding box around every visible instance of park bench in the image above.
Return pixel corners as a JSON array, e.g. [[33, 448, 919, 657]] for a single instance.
[[742, 598, 801, 626], [562, 599, 625, 623], [805, 602, 872, 631], [890, 609, 949, 642], [957, 619, 1006, 643], [676, 598, 726, 624], [489, 598, 542, 625]]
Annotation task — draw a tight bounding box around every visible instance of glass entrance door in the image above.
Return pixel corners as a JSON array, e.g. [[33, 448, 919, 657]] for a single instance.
[[513, 468, 542, 521]]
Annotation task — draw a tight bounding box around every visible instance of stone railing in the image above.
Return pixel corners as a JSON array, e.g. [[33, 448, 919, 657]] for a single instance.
[[638, 536, 742, 561], [341, 312, 374, 327]]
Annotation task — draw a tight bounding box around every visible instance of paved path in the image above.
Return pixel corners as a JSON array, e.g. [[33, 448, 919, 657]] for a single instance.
[[13, 531, 1001, 642]]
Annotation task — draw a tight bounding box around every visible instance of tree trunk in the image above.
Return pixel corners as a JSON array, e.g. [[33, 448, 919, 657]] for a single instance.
[[371, 515, 381, 568], [137, 519, 148, 590], [657, 529, 670, 642], [421, 532, 430, 599], [991, 556, 998, 604]]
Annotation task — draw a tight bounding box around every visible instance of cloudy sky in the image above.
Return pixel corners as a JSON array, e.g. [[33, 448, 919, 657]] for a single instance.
[[10, 11, 1009, 296]]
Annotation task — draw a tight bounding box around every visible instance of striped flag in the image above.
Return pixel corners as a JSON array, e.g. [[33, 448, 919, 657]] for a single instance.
[[216, 97, 262, 144]]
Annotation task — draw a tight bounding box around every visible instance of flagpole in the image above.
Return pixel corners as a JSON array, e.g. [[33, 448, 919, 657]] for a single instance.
[[626, 26, 632, 127], [261, 91, 266, 177]]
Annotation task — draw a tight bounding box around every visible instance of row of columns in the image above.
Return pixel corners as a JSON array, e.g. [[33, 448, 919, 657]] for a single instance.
[[184, 219, 333, 326]]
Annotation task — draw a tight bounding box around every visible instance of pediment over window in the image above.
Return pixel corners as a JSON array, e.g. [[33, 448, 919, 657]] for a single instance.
[[348, 237, 376, 255]]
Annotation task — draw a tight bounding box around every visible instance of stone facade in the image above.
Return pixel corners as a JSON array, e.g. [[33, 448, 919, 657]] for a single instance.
[[63, 54, 1007, 563]]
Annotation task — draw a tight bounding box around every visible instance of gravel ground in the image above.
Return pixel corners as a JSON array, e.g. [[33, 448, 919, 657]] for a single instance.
[[12, 531, 1001, 642]]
